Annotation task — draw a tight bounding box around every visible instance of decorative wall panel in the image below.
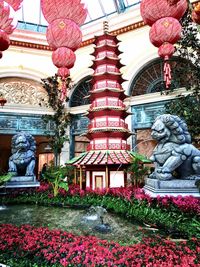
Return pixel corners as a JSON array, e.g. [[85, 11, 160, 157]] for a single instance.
[[131, 101, 168, 129], [71, 114, 89, 135], [0, 78, 49, 107], [0, 113, 54, 135]]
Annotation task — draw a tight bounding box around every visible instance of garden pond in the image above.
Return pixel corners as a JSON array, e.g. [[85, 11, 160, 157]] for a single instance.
[[0, 204, 160, 244]]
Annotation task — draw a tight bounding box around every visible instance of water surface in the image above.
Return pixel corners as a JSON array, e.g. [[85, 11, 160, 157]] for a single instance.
[[0, 204, 158, 244]]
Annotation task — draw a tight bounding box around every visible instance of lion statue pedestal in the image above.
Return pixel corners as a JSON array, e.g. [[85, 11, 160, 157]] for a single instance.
[[144, 114, 200, 197], [6, 132, 40, 188]]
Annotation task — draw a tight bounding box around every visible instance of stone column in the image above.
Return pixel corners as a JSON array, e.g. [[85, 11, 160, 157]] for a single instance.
[[60, 140, 70, 165]]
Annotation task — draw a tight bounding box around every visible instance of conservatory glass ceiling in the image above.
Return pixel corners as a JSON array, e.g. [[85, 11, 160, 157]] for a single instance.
[[15, 0, 140, 33]]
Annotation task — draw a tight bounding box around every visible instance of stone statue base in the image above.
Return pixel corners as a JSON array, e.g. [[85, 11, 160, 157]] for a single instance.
[[5, 176, 40, 188], [144, 178, 200, 197]]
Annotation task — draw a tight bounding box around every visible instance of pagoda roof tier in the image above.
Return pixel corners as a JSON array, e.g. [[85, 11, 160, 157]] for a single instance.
[[91, 79, 126, 88], [96, 42, 119, 49], [71, 150, 132, 166], [67, 150, 151, 166], [89, 99, 126, 109], [91, 58, 125, 69], [92, 74, 126, 84], [87, 109, 131, 119], [88, 105, 128, 112], [85, 129, 132, 140], [94, 33, 119, 44], [91, 45, 120, 56]]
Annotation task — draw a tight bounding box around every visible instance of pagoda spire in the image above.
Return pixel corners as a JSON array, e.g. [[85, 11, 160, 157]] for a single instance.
[[103, 20, 109, 34]]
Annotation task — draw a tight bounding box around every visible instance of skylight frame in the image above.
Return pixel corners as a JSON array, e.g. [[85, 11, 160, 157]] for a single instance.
[[15, 0, 141, 33]]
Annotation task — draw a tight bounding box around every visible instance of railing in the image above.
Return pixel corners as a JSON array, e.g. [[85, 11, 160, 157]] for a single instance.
[[87, 143, 130, 151], [92, 80, 122, 90], [91, 99, 125, 108], [88, 120, 128, 130], [95, 65, 119, 74]]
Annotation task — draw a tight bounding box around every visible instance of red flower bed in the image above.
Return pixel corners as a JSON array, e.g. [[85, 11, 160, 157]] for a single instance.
[[5, 183, 200, 215], [61, 185, 200, 215], [0, 224, 199, 266]]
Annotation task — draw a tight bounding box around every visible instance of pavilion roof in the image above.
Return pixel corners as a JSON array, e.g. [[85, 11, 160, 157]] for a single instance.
[[66, 150, 151, 166]]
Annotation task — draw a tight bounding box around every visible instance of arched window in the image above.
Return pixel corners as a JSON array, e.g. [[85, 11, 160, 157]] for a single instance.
[[129, 57, 191, 96], [69, 77, 92, 107]]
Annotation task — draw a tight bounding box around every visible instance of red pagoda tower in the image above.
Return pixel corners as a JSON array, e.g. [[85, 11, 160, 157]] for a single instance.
[[71, 22, 134, 190]]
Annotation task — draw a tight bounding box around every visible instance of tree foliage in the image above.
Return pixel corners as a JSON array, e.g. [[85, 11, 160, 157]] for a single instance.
[[41, 75, 72, 165], [165, 5, 200, 143], [43, 164, 71, 196], [127, 153, 150, 187]]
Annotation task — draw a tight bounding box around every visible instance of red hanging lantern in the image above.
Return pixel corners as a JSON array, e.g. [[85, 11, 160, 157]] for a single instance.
[[41, 0, 87, 25], [41, 0, 87, 101], [149, 18, 182, 89], [0, 1, 20, 58], [194, 3, 200, 15], [149, 17, 182, 47], [192, 11, 200, 25], [4, 0, 23, 11], [0, 2, 18, 34], [46, 19, 82, 50], [0, 30, 10, 51], [140, 0, 188, 89], [158, 43, 175, 59], [52, 47, 76, 69], [192, 3, 200, 25], [57, 67, 70, 78], [140, 0, 188, 26]]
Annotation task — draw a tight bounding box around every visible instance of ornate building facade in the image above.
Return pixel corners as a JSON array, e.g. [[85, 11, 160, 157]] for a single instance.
[[0, 0, 198, 177]]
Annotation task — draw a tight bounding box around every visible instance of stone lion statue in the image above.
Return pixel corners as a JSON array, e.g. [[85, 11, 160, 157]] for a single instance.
[[150, 114, 200, 180], [8, 132, 36, 176]]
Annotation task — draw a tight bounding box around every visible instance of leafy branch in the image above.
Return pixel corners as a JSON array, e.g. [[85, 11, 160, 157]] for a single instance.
[[43, 165, 70, 197], [165, 4, 200, 143], [0, 173, 13, 186], [41, 75, 72, 165]]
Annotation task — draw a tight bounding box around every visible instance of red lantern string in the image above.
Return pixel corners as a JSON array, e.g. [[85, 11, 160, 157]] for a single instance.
[[61, 82, 67, 101], [164, 62, 171, 88], [41, 0, 87, 101], [149, 16, 182, 88], [158, 42, 175, 88], [58, 67, 70, 101], [140, 0, 188, 89]]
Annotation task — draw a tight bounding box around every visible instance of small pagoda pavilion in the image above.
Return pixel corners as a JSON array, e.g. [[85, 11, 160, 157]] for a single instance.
[[69, 22, 135, 190]]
